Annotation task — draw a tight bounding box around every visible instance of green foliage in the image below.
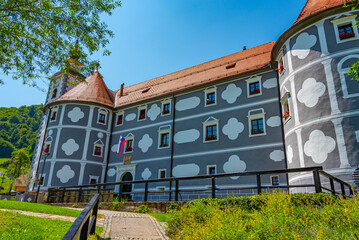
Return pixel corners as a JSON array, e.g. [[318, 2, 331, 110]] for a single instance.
[[111, 202, 124, 211], [348, 61, 359, 81], [8, 148, 31, 179], [0, 0, 121, 86], [72, 203, 78, 208], [149, 213, 171, 223], [167, 192, 359, 239], [134, 204, 151, 214], [0, 200, 81, 217], [0, 104, 43, 158]]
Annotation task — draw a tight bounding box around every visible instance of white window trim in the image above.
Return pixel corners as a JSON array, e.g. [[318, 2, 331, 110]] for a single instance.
[[93, 143, 104, 157], [161, 99, 172, 116], [207, 165, 217, 175], [246, 76, 262, 98], [124, 135, 134, 153], [202, 117, 219, 143], [137, 105, 147, 121], [270, 175, 280, 186], [276, 52, 285, 76], [158, 128, 171, 149], [204, 87, 217, 107], [97, 109, 108, 125], [280, 92, 291, 124], [38, 173, 46, 186], [158, 169, 166, 179], [49, 106, 59, 122], [247, 109, 266, 137], [115, 110, 124, 126], [89, 175, 99, 185], [331, 14, 359, 44], [43, 138, 52, 154]]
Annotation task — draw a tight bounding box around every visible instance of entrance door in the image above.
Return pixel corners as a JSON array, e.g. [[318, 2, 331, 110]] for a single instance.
[[121, 172, 133, 194]]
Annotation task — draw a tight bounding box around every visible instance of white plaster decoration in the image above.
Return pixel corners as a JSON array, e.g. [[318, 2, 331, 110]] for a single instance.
[[78, 162, 86, 185], [338, 55, 359, 99], [51, 127, 62, 158], [68, 107, 85, 122], [295, 129, 305, 168], [61, 139, 79, 156], [141, 168, 152, 180], [356, 130, 359, 142], [172, 164, 200, 178], [221, 83, 242, 104], [48, 130, 53, 135], [223, 155, 246, 180], [111, 144, 119, 153], [266, 116, 281, 127], [285, 41, 293, 74], [174, 129, 200, 144], [81, 129, 91, 160], [292, 32, 317, 59], [331, 118, 350, 168], [297, 78, 326, 108], [107, 168, 116, 177], [138, 134, 153, 153], [59, 104, 66, 126], [47, 161, 56, 187], [115, 164, 137, 193], [304, 130, 336, 164], [97, 132, 104, 138], [87, 106, 94, 127], [269, 150, 285, 162], [222, 118, 244, 140], [125, 113, 136, 121], [322, 59, 340, 115], [56, 165, 75, 183], [262, 78, 277, 89], [147, 104, 161, 121], [315, 20, 329, 56], [176, 96, 200, 111], [287, 145, 294, 164], [289, 77, 300, 126]]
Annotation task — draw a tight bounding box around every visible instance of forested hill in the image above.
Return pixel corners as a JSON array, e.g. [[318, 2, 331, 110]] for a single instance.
[[0, 105, 44, 158]]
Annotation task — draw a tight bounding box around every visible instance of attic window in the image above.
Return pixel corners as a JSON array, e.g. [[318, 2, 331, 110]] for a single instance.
[[142, 88, 150, 93], [226, 63, 236, 69]]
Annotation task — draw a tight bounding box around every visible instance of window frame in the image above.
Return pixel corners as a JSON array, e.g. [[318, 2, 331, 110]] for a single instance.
[[161, 99, 172, 116], [97, 109, 108, 125], [204, 87, 217, 107], [115, 111, 124, 126], [158, 169, 166, 179], [124, 135, 134, 153], [270, 175, 280, 186], [207, 165, 217, 175], [331, 15, 359, 44], [93, 143, 104, 157], [246, 77, 262, 98], [158, 129, 171, 149], [89, 175, 99, 185], [280, 92, 291, 124], [50, 106, 59, 122], [202, 117, 219, 143], [247, 109, 266, 137], [137, 105, 147, 121]]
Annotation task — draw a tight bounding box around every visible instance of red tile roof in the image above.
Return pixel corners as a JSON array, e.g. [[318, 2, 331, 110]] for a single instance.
[[294, 0, 351, 25], [115, 42, 275, 108], [49, 71, 115, 108]]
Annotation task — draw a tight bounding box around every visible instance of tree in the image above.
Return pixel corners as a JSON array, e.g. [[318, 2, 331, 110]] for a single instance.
[[0, 138, 15, 157], [0, 0, 121, 86], [8, 148, 30, 179]]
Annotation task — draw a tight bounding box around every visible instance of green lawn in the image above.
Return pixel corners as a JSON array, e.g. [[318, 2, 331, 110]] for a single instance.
[[149, 212, 171, 223], [0, 200, 82, 217], [0, 210, 103, 240], [0, 158, 10, 164]]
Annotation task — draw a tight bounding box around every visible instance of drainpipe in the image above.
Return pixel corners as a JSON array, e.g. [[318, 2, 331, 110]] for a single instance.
[[169, 95, 176, 201]]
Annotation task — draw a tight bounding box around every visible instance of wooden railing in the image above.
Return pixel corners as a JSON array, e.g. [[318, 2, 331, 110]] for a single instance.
[[47, 167, 355, 204], [62, 193, 99, 240]]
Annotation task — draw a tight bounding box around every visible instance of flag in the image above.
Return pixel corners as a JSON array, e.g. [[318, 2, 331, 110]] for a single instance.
[[117, 136, 126, 156]]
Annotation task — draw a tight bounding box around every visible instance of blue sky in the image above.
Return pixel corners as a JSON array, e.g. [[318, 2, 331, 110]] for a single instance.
[[0, 0, 307, 108]]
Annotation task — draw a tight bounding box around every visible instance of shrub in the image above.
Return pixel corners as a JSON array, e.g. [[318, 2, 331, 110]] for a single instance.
[[134, 204, 151, 213], [98, 203, 102, 209], [111, 202, 124, 211], [72, 204, 78, 208]]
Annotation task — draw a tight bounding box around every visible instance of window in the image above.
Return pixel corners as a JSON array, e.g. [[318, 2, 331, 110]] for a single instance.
[[94, 146, 102, 156], [158, 126, 171, 149], [246, 77, 262, 97], [89, 175, 99, 185], [278, 56, 284, 74], [43, 143, 51, 154], [52, 88, 58, 99], [203, 117, 219, 143], [162, 103, 170, 115], [50, 108, 58, 122], [204, 87, 217, 106], [160, 132, 170, 148], [93, 139, 104, 157], [116, 114, 123, 126], [331, 15, 359, 44], [138, 106, 147, 121], [207, 165, 216, 175], [281, 92, 291, 123], [97, 109, 108, 125], [247, 109, 266, 137], [159, 169, 166, 179], [38, 174, 46, 186], [271, 176, 279, 186]]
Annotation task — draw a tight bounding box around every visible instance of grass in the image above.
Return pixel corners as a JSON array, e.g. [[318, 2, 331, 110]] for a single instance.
[[0, 211, 103, 240], [0, 158, 12, 193], [0, 200, 82, 217], [0, 158, 10, 164], [149, 212, 171, 223], [166, 191, 359, 239]]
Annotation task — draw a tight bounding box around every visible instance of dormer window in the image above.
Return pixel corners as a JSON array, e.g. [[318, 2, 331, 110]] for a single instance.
[[97, 109, 108, 125], [138, 106, 147, 121], [331, 15, 359, 44], [204, 87, 217, 107]]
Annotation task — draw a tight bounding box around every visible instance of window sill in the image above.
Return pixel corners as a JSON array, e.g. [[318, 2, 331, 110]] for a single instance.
[[247, 92, 262, 98], [336, 36, 359, 44], [283, 116, 291, 125], [92, 154, 103, 157], [249, 133, 266, 138], [158, 145, 170, 149], [203, 139, 219, 143]]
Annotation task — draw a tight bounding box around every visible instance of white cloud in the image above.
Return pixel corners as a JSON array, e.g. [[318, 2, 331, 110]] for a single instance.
[[125, 113, 136, 121], [270, 150, 285, 162], [176, 97, 200, 111], [56, 165, 75, 183], [147, 104, 161, 121], [292, 32, 317, 59], [221, 83, 242, 104], [61, 139, 79, 156], [107, 168, 116, 177], [141, 168, 152, 180], [287, 145, 294, 164], [223, 155, 246, 180], [304, 130, 336, 164], [174, 129, 200, 144], [172, 164, 200, 178], [263, 78, 277, 89], [267, 116, 281, 127], [68, 107, 85, 122], [222, 118, 244, 140], [138, 134, 153, 152], [297, 78, 326, 108]]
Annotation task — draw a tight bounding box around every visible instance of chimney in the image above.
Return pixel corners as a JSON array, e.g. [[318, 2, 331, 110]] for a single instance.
[[120, 83, 124, 97], [243, 46, 247, 51]]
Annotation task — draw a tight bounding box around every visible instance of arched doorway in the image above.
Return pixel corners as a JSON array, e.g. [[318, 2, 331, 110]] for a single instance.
[[120, 172, 133, 199]]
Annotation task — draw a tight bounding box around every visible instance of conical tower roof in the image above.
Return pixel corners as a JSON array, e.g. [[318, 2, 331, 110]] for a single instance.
[[294, 0, 350, 25], [49, 71, 115, 108]]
